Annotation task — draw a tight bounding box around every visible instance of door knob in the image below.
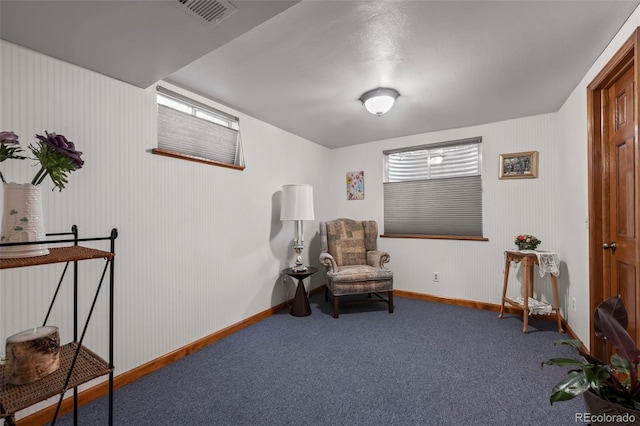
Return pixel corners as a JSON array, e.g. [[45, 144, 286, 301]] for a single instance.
[[603, 242, 617, 252]]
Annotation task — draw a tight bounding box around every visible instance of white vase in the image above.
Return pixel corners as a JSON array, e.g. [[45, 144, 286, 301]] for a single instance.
[[0, 183, 49, 258]]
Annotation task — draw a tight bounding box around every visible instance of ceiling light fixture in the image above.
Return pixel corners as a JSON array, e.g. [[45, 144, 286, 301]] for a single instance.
[[359, 87, 400, 117]]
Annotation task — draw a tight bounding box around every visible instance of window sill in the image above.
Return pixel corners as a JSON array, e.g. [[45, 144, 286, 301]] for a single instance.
[[151, 148, 245, 171], [380, 234, 489, 241]]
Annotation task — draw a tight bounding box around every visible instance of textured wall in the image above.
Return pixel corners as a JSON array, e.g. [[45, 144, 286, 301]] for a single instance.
[[0, 40, 330, 419], [325, 113, 561, 316]]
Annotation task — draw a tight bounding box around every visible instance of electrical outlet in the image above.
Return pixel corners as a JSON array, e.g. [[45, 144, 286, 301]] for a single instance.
[[433, 272, 440, 282], [572, 297, 577, 312]]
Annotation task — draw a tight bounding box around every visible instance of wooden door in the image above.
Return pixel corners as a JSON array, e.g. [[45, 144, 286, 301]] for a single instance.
[[588, 29, 639, 356], [607, 66, 638, 342]]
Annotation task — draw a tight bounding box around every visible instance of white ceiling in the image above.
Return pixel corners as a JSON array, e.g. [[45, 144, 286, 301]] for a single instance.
[[0, 0, 299, 88], [2, 1, 639, 149]]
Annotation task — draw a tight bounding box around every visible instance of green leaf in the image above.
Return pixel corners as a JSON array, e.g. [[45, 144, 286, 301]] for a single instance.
[[611, 354, 630, 375], [550, 370, 590, 404], [583, 365, 611, 393], [30, 143, 76, 191], [543, 357, 586, 367], [553, 339, 583, 348]]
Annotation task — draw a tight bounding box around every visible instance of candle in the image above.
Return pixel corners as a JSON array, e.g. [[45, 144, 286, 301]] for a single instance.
[[5, 325, 61, 384], [8, 326, 58, 342]]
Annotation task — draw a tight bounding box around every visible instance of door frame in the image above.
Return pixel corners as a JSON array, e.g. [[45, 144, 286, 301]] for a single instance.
[[587, 29, 638, 353]]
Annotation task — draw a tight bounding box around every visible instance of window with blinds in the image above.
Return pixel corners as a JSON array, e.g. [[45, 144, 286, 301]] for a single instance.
[[153, 86, 244, 170], [383, 137, 483, 237]]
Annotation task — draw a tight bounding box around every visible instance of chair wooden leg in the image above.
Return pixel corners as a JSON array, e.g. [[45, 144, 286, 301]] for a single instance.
[[333, 295, 340, 318], [388, 291, 394, 313], [325, 286, 329, 302]]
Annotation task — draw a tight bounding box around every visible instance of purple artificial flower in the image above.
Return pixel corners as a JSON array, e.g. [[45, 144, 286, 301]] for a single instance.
[[0, 130, 25, 184], [0, 131, 19, 145], [36, 131, 84, 169]]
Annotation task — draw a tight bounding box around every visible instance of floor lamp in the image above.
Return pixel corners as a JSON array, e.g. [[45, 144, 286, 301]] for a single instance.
[[280, 184, 314, 271]]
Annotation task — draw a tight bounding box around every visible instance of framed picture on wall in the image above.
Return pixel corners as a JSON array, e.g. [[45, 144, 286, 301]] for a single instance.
[[347, 171, 364, 200], [499, 151, 538, 179]]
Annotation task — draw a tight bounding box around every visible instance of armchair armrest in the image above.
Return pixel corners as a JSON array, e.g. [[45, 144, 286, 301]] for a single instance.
[[320, 252, 338, 272], [367, 250, 390, 268]]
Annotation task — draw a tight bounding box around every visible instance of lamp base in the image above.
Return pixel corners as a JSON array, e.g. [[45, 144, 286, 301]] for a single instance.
[[292, 245, 307, 272]]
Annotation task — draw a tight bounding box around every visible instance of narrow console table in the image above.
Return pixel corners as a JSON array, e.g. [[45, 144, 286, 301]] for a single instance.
[[499, 250, 563, 333]]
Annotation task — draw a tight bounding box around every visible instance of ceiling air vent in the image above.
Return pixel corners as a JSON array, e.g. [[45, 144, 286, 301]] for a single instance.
[[176, 0, 237, 27]]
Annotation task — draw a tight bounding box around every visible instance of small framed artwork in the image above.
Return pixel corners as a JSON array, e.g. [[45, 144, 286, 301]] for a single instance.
[[347, 171, 364, 200], [499, 151, 538, 179]]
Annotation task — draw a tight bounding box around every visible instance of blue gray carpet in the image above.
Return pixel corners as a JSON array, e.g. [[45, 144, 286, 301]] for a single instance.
[[54, 294, 585, 425]]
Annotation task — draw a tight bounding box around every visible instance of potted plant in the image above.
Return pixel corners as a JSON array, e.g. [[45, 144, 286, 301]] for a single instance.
[[543, 295, 640, 425], [0, 130, 84, 190], [0, 130, 83, 257], [514, 233, 541, 250]]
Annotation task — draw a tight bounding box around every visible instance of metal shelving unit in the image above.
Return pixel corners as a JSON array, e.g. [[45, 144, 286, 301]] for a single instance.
[[0, 226, 117, 425]]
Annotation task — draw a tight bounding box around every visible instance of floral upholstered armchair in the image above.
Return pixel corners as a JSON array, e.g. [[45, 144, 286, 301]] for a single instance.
[[319, 218, 393, 318]]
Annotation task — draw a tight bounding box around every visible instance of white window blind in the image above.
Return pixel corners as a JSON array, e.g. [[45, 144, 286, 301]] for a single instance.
[[155, 86, 244, 169], [383, 137, 483, 236]]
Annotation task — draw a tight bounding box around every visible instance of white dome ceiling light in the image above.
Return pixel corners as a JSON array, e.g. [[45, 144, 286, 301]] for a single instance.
[[359, 87, 400, 116]]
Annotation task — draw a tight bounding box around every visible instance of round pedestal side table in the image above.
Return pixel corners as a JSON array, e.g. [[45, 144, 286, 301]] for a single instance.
[[282, 266, 318, 317]]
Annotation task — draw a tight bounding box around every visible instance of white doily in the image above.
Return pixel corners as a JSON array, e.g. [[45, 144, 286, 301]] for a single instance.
[[512, 296, 553, 315], [506, 250, 560, 277]]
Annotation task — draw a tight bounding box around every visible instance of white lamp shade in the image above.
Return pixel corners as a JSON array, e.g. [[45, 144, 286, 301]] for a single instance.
[[360, 87, 400, 116], [280, 184, 315, 221]]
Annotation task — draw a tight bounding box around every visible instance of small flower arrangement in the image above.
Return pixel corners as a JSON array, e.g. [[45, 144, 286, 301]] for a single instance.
[[0, 130, 84, 191], [514, 234, 541, 250]]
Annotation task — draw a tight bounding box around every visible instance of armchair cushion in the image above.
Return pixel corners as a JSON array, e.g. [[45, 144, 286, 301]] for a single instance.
[[325, 219, 367, 266], [327, 265, 393, 284], [327, 265, 393, 296]]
